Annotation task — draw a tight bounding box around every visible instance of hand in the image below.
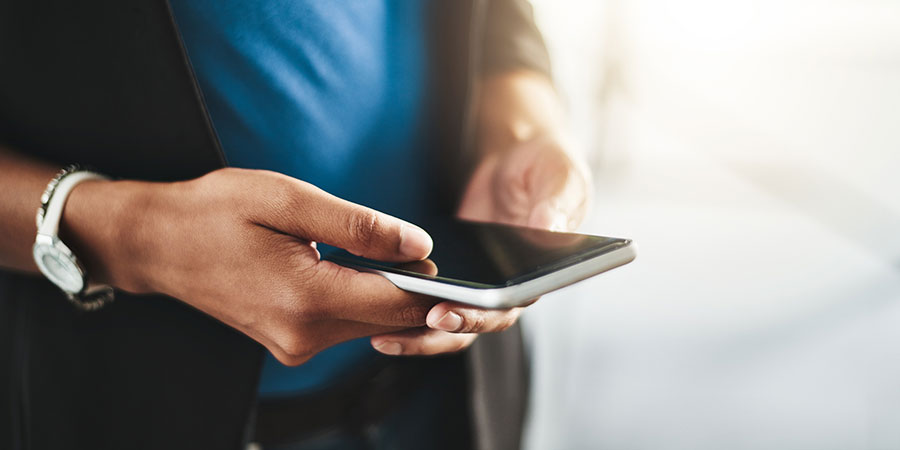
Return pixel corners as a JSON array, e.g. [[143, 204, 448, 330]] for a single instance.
[[369, 71, 594, 356], [457, 135, 592, 231], [370, 137, 591, 356], [369, 260, 529, 356], [64, 168, 456, 364]]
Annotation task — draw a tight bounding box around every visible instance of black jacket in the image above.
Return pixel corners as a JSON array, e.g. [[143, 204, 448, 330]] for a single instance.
[[0, 1, 551, 449]]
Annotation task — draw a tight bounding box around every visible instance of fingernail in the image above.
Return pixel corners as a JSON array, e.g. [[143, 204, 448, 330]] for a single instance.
[[432, 311, 463, 332], [399, 224, 433, 259], [374, 341, 403, 356]]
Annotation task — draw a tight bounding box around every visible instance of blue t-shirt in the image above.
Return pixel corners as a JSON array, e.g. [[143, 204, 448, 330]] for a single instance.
[[170, 1, 427, 396]]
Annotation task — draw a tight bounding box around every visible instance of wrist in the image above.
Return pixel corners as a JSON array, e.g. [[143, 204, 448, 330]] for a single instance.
[[475, 70, 566, 156], [59, 178, 159, 293]]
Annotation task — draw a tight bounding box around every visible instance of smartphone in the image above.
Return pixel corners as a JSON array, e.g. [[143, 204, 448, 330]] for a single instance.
[[323, 218, 635, 309]]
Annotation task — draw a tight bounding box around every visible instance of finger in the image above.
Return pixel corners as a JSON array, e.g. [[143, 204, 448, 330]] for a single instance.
[[527, 157, 590, 231], [370, 328, 478, 356], [489, 142, 590, 230], [527, 180, 589, 231], [255, 172, 432, 261], [424, 301, 525, 334], [311, 260, 439, 327], [527, 199, 568, 231]]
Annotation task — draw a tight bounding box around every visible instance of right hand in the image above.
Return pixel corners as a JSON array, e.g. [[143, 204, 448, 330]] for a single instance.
[[65, 168, 439, 365]]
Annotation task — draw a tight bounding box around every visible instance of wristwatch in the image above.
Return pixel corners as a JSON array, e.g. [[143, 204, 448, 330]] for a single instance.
[[33, 164, 115, 311]]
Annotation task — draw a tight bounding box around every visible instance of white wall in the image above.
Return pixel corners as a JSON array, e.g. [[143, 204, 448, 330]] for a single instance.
[[524, 1, 900, 448]]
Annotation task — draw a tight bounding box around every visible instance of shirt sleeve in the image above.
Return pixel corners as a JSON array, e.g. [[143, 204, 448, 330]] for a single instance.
[[480, 0, 552, 78]]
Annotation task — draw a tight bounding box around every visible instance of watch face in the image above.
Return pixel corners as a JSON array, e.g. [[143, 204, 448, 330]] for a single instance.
[[33, 241, 85, 294]]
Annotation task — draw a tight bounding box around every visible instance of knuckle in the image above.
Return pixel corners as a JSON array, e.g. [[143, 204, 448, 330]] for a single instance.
[[297, 265, 346, 321], [269, 175, 302, 208], [283, 244, 321, 278], [226, 170, 300, 220], [209, 167, 255, 189], [219, 166, 245, 177], [348, 210, 381, 247], [461, 311, 487, 333], [206, 167, 237, 181], [398, 304, 428, 327]]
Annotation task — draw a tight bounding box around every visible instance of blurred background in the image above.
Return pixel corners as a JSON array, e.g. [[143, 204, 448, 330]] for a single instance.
[[521, 0, 900, 448]]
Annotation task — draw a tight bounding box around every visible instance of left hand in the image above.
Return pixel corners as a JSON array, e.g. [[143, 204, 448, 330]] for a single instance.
[[370, 134, 592, 356], [456, 135, 591, 231]]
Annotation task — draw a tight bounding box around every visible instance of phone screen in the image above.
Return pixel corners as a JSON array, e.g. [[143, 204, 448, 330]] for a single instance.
[[323, 218, 630, 289]]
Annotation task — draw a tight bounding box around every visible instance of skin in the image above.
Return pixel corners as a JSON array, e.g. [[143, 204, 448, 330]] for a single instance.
[[0, 70, 591, 363], [371, 70, 593, 355]]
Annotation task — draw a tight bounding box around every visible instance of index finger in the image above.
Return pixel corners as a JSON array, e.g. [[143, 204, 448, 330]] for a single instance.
[[251, 172, 433, 262]]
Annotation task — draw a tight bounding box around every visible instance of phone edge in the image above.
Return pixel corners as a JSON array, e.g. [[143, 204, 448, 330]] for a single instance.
[[367, 241, 637, 308]]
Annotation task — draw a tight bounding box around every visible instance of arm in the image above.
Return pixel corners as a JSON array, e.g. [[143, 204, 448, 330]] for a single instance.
[[481, 0, 553, 79], [1, 145, 523, 363], [471, 0, 590, 230], [0, 148, 66, 272], [0, 146, 432, 363]]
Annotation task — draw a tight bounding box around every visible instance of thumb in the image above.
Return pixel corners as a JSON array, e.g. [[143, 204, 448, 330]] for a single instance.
[[254, 176, 432, 262], [527, 199, 568, 231]]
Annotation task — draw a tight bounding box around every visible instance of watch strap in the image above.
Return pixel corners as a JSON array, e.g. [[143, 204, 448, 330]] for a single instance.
[[37, 168, 109, 236], [69, 284, 116, 312]]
